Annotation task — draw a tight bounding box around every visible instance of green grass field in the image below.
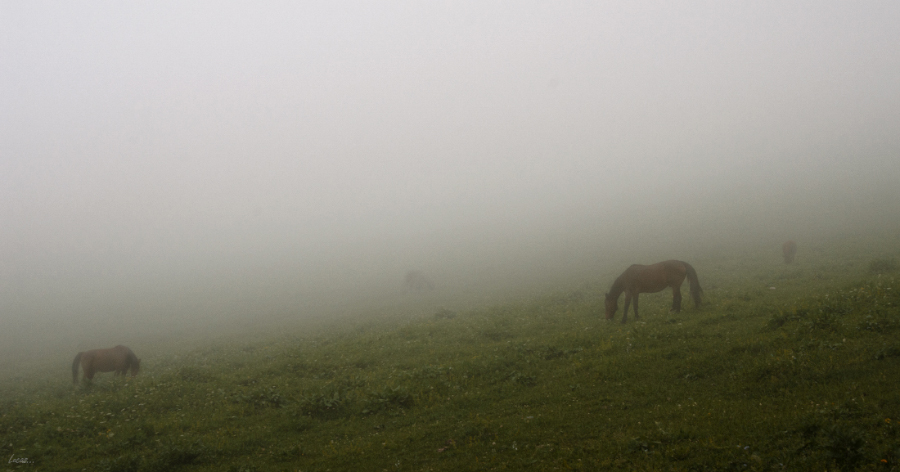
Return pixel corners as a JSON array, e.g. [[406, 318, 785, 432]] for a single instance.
[[2, 233, 900, 471]]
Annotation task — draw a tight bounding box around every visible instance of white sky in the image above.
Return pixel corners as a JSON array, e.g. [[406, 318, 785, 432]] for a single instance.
[[2, 2, 899, 334]]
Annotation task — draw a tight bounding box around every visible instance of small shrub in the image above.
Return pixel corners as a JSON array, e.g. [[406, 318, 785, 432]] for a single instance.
[[502, 370, 536, 386], [434, 308, 456, 319], [460, 416, 497, 441], [230, 386, 284, 409], [98, 454, 141, 472], [278, 414, 315, 433], [540, 346, 582, 360], [766, 308, 806, 330], [822, 425, 867, 470], [227, 464, 261, 472], [177, 366, 215, 383], [804, 312, 839, 332], [869, 257, 898, 274], [144, 439, 207, 472], [298, 389, 346, 418], [860, 316, 900, 333], [481, 329, 514, 342], [363, 386, 413, 414], [409, 365, 447, 379], [288, 361, 337, 379], [875, 345, 900, 360], [273, 443, 308, 461]]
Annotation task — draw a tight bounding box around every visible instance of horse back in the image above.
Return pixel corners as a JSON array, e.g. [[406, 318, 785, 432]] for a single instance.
[[87, 346, 133, 372], [626, 262, 677, 293]]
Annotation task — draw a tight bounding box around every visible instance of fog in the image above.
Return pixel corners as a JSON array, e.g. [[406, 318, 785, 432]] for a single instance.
[[2, 2, 900, 362]]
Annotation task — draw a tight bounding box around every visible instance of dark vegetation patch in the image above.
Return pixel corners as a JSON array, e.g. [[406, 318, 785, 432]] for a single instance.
[[362, 386, 414, 414]]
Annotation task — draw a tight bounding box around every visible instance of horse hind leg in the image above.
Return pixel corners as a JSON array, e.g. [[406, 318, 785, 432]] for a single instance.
[[671, 286, 683, 313]]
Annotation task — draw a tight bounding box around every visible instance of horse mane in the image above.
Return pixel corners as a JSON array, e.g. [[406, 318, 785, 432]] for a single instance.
[[125, 349, 140, 373], [607, 274, 626, 300], [72, 352, 83, 384]]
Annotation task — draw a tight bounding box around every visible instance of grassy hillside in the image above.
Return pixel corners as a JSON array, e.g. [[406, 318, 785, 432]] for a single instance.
[[2, 236, 900, 471]]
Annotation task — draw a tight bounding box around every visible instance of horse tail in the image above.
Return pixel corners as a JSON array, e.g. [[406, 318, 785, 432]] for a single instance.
[[72, 352, 83, 384], [683, 262, 703, 308]]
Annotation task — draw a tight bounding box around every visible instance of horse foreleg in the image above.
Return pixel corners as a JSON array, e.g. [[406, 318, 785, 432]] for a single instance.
[[632, 294, 640, 321], [622, 293, 633, 324]]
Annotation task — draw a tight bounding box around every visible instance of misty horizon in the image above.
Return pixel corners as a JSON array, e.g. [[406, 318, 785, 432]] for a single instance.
[[2, 2, 899, 359]]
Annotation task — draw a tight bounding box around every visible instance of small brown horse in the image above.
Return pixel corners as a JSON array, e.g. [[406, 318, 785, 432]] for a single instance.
[[72, 345, 140, 384], [605, 260, 702, 323], [783, 240, 797, 264]]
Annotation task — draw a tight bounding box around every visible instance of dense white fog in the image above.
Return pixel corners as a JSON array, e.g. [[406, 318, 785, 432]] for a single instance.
[[2, 2, 899, 360]]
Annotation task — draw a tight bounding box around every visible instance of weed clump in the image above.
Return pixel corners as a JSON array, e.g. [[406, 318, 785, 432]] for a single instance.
[[144, 439, 209, 471], [363, 386, 413, 414], [766, 308, 806, 330], [98, 454, 141, 472], [230, 386, 284, 409], [177, 366, 215, 383], [502, 370, 536, 386], [875, 345, 900, 360], [297, 389, 347, 418]]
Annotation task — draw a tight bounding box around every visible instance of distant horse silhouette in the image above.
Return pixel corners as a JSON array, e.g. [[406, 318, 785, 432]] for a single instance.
[[782, 240, 797, 264], [605, 260, 702, 323], [404, 270, 434, 291], [72, 345, 140, 384]]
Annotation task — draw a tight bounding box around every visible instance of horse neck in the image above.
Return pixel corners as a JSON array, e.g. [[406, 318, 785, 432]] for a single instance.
[[609, 276, 626, 299]]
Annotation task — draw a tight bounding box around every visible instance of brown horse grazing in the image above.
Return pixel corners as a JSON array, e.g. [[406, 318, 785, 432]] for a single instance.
[[72, 345, 140, 384], [782, 240, 797, 264], [605, 260, 702, 323]]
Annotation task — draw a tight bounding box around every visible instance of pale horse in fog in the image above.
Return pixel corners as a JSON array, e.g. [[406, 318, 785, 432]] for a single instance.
[[72, 345, 141, 384], [404, 270, 434, 292], [783, 240, 797, 264]]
